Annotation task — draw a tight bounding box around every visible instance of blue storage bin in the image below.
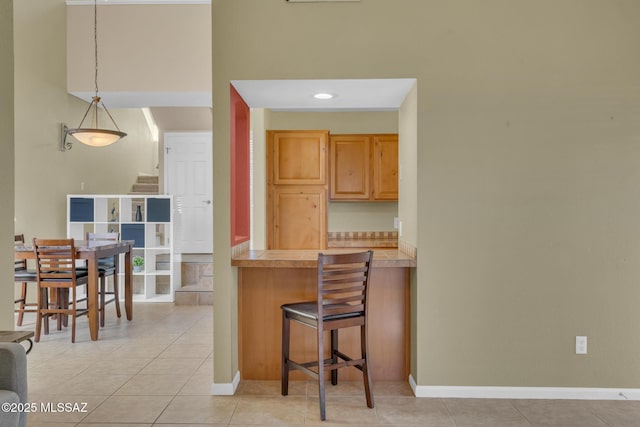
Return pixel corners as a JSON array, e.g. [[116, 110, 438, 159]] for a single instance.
[[121, 224, 145, 248], [147, 198, 171, 222], [69, 197, 94, 222]]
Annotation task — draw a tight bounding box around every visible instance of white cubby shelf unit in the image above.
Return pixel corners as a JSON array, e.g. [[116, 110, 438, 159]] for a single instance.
[[66, 194, 174, 302]]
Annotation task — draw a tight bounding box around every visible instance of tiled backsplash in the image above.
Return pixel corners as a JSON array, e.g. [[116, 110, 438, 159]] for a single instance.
[[327, 231, 398, 248], [232, 240, 250, 257], [398, 240, 417, 258]]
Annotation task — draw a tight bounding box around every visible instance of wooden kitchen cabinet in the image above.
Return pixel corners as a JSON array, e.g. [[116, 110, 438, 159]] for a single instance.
[[267, 130, 328, 249], [270, 186, 327, 249], [267, 130, 328, 185], [372, 134, 399, 200], [329, 133, 398, 201], [329, 135, 371, 200]]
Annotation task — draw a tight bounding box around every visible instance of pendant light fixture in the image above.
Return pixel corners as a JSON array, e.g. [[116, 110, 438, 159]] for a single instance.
[[61, 0, 126, 150]]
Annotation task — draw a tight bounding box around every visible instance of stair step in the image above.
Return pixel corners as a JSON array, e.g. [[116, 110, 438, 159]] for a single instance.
[[174, 286, 213, 305], [130, 183, 159, 194], [137, 175, 159, 184], [176, 284, 213, 292]]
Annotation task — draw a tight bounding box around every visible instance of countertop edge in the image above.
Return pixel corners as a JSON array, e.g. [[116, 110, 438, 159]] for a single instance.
[[231, 249, 416, 268]]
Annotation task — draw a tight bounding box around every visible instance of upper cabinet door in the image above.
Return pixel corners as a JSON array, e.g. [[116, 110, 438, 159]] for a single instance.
[[330, 135, 371, 200], [268, 130, 328, 185], [372, 134, 399, 200]]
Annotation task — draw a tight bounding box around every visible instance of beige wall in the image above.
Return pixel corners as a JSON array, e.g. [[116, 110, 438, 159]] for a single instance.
[[67, 3, 211, 95], [14, 0, 156, 242], [398, 83, 418, 249], [213, 0, 640, 389], [399, 83, 420, 378], [251, 108, 267, 249], [0, 0, 14, 330]]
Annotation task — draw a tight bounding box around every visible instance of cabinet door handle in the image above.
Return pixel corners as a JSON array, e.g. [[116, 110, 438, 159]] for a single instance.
[[203, 200, 212, 204]]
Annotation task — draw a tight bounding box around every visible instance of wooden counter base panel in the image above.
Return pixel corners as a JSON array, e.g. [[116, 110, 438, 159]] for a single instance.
[[238, 266, 409, 381]]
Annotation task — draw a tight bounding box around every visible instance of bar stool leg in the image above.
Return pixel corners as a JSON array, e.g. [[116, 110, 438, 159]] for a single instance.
[[331, 329, 338, 386], [281, 311, 290, 396], [361, 324, 374, 408], [318, 325, 326, 421]]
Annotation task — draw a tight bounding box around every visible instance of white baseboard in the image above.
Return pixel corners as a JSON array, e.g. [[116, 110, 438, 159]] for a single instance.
[[408, 374, 640, 400], [211, 370, 240, 395]]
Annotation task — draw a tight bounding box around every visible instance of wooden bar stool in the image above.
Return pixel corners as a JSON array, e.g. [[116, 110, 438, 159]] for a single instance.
[[14, 234, 37, 326], [85, 232, 121, 326], [33, 238, 89, 343], [281, 250, 374, 421]]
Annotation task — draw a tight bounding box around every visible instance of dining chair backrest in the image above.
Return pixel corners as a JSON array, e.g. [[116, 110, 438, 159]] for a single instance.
[[14, 234, 37, 327], [32, 238, 89, 343], [14, 234, 27, 270], [33, 238, 80, 284], [86, 232, 120, 242]]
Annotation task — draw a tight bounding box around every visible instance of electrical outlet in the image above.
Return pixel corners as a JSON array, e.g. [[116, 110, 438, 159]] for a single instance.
[[576, 336, 587, 355]]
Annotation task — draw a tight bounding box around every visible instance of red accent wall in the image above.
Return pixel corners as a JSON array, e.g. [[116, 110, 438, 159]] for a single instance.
[[230, 84, 250, 246]]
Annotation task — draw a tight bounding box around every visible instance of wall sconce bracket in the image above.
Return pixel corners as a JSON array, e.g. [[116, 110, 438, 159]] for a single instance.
[[60, 123, 73, 151]]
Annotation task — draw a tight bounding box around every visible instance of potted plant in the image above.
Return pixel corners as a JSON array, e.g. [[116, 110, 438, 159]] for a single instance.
[[133, 256, 144, 273]]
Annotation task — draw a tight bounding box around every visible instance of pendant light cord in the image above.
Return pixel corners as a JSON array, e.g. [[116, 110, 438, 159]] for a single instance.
[[94, 0, 99, 97], [72, 0, 125, 135]]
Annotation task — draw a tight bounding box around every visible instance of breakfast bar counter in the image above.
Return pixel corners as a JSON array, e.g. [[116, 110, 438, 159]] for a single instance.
[[232, 248, 416, 268], [233, 249, 415, 381]]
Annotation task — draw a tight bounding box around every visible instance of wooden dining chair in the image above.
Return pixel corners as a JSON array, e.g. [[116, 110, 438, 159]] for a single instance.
[[281, 250, 375, 421], [13, 234, 37, 326], [33, 238, 89, 343], [85, 232, 121, 327]]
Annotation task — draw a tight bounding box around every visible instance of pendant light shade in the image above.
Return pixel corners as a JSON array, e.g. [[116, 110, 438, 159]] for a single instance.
[[68, 129, 126, 147], [62, 0, 126, 151], [67, 96, 127, 148]]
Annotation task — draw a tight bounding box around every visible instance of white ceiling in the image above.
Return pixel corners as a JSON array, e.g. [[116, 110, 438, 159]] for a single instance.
[[231, 79, 416, 112], [149, 107, 212, 131], [71, 79, 416, 132], [66, 1, 210, 5], [69, 91, 212, 109]]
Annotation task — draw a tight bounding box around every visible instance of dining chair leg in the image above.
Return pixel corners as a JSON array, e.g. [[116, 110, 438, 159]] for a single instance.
[[361, 324, 374, 409], [318, 326, 326, 421], [100, 276, 106, 327], [281, 311, 290, 396], [71, 287, 77, 343], [43, 289, 50, 336], [56, 289, 64, 331], [16, 282, 28, 326], [113, 260, 121, 318], [35, 288, 44, 342], [58, 289, 71, 330]]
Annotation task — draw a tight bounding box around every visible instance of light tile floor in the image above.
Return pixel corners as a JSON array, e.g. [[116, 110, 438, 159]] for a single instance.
[[14, 303, 640, 426]]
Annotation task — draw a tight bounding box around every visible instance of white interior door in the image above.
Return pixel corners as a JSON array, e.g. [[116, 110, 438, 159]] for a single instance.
[[164, 132, 213, 254]]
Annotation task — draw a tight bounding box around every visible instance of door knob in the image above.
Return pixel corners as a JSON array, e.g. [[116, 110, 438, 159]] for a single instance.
[[203, 200, 212, 204]]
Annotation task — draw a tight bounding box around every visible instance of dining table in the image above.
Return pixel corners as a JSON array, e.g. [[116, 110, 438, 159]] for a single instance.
[[15, 239, 134, 341]]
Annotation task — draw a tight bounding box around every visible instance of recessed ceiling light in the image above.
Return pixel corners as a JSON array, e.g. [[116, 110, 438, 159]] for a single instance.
[[314, 92, 334, 100]]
